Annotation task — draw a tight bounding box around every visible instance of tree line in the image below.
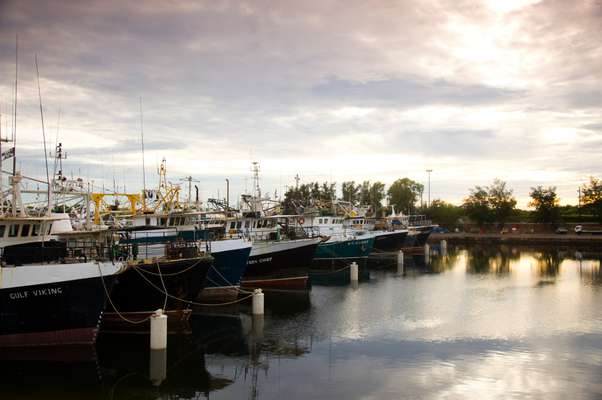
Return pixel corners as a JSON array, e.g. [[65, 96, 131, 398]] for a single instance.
[[283, 179, 424, 216], [282, 177, 602, 226]]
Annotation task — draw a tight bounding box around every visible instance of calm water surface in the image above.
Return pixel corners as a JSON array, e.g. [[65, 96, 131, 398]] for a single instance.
[[2, 244, 602, 399]]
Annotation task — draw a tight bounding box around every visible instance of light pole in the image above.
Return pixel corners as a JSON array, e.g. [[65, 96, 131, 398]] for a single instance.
[[426, 169, 433, 208]]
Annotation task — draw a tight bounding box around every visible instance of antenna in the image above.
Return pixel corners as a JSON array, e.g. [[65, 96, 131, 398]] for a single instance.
[[179, 175, 200, 209], [35, 54, 52, 215], [140, 97, 147, 211], [52, 108, 61, 182], [0, 102, 3, 215], [12, 34, 18, 177]]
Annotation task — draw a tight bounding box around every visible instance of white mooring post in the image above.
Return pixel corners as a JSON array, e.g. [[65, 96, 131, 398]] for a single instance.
[[149, 349, 167, 386], [252, 289, 264, 315], [397, 250, 405, 275], [350, 261, 359, 282], [441, 239, 448, 255], [150, 309, 167, 350], [424, 244, 430, 263]]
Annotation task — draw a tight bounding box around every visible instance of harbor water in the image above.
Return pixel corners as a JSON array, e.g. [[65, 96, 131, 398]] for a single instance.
[[3, 244, 602, 399]]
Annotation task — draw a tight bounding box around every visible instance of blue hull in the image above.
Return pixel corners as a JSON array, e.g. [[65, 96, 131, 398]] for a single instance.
[[205, 245, 252, 288]]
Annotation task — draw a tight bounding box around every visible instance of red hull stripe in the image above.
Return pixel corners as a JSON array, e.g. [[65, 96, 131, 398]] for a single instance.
[[241, 276, 309, 291], [0, 327, 97, 348]]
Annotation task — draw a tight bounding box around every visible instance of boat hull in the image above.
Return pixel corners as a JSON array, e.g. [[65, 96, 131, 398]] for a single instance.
[[241, 238, 320, 292], [203, 239, 251, 290], [403, 227, 433, 248], [0, 262, 121, 347], [313, 236, 374, 266], [372, 230, 409, 252], [103, 256, 212, 326]]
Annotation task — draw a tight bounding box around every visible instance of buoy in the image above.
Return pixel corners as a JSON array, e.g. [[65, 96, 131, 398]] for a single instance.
[[350, 261, 359, 282], [252, 289, 264, 315], [150, 309, 167, 350], [149, 349, 167, 386]]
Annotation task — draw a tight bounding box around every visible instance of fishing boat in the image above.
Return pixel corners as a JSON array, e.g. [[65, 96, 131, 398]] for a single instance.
[[344, 216, 409, 252], [101, 237, 213, 330], [214, 162, 320, 291], [121, 211, 252, 304], [0, 176, 124, 347], [386, 213, 434, 248], [304, 215, 375, 266]]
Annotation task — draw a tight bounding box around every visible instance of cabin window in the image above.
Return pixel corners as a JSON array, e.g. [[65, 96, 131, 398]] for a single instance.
[[325, 218, 329, 223], [145, 217, 151, 225], [237, 221, 242, 229], [8, 224, 19, 237], [245, 220, 250, 228], [32, 224, 40, 236], [253, 221, 257, 228], [230, 222, 235, 229], [0, 225, 5, 238], [319, 218, 323, 224], [47, 224, 52, 235], [21, 224, 31, 237]]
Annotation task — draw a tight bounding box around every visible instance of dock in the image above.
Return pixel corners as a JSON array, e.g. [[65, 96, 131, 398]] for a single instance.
[[430, 232, 602, 246]]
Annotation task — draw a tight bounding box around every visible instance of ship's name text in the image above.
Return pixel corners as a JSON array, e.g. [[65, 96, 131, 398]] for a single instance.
[[9, 287, 63, 300]]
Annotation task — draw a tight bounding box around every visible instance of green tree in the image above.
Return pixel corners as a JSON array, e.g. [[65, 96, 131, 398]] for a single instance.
[[387, 178, 424, 214], [463, 186, 493, 226], [529, 186, 560, 223], [488, 179, 516, 225], [581, 177, 602, 223], [320, 182, 337, 202], [359, 181, 371, 205], [341, 181, 360, 204], [463, 179, 516, 226], [425, 199, 464, 229], [368, 181, 385, 214]]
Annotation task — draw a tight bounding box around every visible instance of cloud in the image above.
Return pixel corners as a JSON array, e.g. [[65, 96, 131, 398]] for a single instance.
[[0, 0, 601, 206]]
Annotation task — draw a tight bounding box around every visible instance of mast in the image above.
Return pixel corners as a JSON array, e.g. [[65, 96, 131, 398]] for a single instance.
[[35, 54, 52, 215], [251, 161, 262, 213], [0, 106, 3, 216], [139, 97, 147, 212], [12, 34, 18, 177]]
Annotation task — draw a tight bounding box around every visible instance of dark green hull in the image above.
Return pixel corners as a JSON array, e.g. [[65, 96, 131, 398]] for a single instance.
[[314, 237, 374, 260]]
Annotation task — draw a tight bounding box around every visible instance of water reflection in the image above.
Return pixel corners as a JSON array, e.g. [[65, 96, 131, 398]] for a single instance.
[[3, 244, 602, 399]]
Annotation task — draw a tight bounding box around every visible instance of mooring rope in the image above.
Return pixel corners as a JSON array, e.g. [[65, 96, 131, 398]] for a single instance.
[[310, 264, 352, 275], [130, 262, 255, 307], [97, 262, 153, 325], [206, 263, 254, 295], [131, 257, 205, 276]]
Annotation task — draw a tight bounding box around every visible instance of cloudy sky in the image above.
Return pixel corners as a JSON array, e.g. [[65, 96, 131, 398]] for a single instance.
[[0, 0, 601, 207]]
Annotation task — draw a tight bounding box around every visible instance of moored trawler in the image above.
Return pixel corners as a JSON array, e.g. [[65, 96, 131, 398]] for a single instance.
[[313, 235, 374, 266], [386, 214, 435, 248], [241, 237, 321, 291], [303, 215, 375, 266], [121, 212, 252, 303], [344, 216, 409, 252], [101, 238, 213, 330], [0, 212, 124, 347]]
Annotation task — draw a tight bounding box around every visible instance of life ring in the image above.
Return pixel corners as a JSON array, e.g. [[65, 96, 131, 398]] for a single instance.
[[298, 217, 305, 225]]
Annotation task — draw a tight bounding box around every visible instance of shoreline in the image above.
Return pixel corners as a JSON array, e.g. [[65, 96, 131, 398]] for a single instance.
[[429, 232, 602, 246]]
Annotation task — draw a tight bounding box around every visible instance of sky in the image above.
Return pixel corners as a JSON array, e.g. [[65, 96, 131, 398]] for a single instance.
[[0, 0, 601, 207]]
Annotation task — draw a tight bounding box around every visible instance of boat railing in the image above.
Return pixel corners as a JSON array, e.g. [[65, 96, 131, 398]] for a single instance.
[[110, 239, 210, 263]]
